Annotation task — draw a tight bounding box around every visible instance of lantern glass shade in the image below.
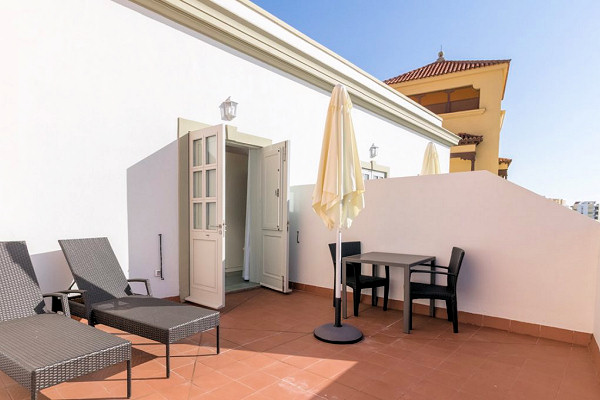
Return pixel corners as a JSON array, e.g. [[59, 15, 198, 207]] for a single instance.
[[369, 143, 378, 159], [219, 97, 238, 121]]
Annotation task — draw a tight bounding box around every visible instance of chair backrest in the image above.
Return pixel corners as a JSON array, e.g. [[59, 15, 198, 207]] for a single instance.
[[328, 241, 361, 277], [59, 238, 132, 304], [0, 242, 46, 322], [447, 247, 465, 292]]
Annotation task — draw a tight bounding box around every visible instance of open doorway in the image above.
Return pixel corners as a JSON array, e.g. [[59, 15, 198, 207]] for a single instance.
[[225, 145, 259, 292], [180, 122, 291, 309]]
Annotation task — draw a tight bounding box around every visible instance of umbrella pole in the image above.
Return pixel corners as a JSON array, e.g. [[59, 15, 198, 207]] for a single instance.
[[334, 228, 342, 327], [313, 227, 363, 344], [335, 110, 343, 328]]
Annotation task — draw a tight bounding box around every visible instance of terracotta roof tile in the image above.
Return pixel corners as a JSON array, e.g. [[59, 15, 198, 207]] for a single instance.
[[498, 157, 512, 166], [384, 59, 510, 85]]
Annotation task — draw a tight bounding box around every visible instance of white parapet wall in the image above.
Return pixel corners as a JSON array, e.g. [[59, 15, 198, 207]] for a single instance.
[[289, 171, 600, 334]]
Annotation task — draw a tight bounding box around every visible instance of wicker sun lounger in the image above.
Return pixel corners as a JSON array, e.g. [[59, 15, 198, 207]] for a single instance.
[[58, 237, 220, 377], [0, 241, 131, 400]]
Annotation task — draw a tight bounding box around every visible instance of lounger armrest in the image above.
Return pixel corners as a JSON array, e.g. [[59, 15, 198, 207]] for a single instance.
[[42, 292, 71, 318], [127, 278, 152, 296], [57, 289, 92, 321], [58, 289, 87, 296], [57, 289, 88, 302]]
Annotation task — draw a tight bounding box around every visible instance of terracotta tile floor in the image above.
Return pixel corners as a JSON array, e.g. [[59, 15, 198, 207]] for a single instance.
[[1, 288, 599, 400]]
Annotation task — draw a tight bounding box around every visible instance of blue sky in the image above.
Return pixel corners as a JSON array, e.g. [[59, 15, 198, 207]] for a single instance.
[[253, 0, 600, 204]]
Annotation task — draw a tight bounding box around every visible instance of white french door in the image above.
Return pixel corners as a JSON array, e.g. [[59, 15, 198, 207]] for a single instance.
[[186, 125, 225, 309], [259, 140, 290, 293]]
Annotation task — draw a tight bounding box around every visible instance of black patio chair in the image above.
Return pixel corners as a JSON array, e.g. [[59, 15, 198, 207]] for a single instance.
[[0, 241, 131, 400], [58, 237, 220, 378], [408, 247, 465, 333], [328, 241, 389, 317]]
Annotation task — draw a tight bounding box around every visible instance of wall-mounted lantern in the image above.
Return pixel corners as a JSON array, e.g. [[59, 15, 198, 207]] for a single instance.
[[219, 97, 238, 121], [369, 143, 379, 159]]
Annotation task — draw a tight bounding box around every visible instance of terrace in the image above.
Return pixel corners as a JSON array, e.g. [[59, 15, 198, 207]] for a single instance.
[[1, 288, 598, 400], [2, 3, 600, 400]]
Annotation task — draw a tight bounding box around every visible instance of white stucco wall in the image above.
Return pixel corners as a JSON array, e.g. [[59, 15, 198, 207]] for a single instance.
[[127, 142, 179, 295], [0, 0, 448, 297], [290, 171, 600, 333]]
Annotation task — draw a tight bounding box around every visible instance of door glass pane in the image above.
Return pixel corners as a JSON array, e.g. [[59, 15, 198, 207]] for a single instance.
[[206, 202, 216, 230], [206, 169, 216, 197], [193, 203, 202, 229], [193, 171, 202, 198], [193, 139, 202, 166], [206, 135, 217, 164]]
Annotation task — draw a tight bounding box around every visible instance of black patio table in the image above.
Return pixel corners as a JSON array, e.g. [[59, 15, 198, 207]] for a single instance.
[[342, 252, 436, 333]]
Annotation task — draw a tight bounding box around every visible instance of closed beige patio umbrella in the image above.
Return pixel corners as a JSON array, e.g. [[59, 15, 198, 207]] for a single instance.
[[420, 141, 440, 175], [312, 84, 365, 344]]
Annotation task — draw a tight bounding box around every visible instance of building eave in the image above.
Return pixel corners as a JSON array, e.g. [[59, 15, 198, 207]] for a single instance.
[[389, 63, 511, 94], [128, 0, 459, 146]]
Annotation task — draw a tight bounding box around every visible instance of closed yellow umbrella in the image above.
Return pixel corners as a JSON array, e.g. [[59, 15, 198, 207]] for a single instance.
[[420, 142, 440, 175], [312, 84, 365, 344]]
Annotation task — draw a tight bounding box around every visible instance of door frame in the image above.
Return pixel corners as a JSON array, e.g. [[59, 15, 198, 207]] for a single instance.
[[177, 118, 271, 300]]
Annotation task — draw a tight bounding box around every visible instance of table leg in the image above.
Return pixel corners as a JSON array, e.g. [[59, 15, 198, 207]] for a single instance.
[[372, 264, 378, 306], [403, 265, 410, 334], [429, 259, 436, 317], [342, 259, 347, 319]]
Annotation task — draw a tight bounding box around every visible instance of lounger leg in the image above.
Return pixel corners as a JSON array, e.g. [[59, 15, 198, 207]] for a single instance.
[[216, 325, 220, 354], [31, 375, 37, 400], [126, 359, 131, 398], [165, 343, 170, 378]]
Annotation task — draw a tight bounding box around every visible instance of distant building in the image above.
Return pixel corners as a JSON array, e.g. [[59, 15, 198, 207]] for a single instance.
[[385, 51, 512, 178], [572, 201, 599, 220], [550, 198, 568, 206]]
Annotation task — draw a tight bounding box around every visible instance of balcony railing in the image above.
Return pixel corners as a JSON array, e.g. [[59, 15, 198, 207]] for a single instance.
[[422, 97, 480, 114]]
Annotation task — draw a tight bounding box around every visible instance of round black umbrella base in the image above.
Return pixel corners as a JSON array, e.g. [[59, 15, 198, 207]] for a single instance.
[[314, 323, 363, 344]]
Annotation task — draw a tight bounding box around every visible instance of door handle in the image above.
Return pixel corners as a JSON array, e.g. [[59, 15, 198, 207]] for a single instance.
[[208, 224, 222, 234]]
